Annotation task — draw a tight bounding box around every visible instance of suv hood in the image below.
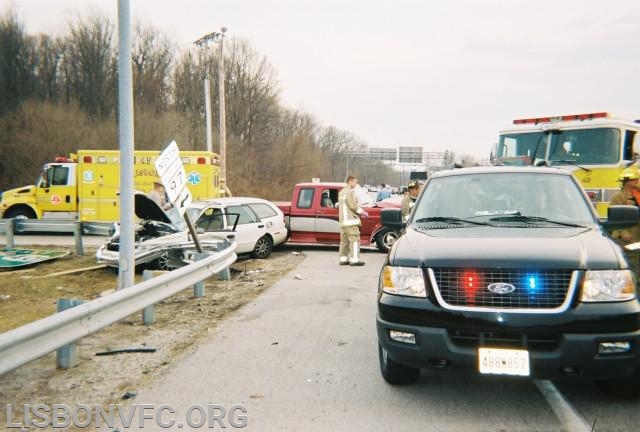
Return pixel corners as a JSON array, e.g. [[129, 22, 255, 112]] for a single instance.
[[391, 226, 627, 270]]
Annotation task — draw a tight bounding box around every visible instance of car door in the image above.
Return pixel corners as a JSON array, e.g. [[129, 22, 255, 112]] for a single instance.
[[36, 164, 77, 214], [224, 204, 266, 253], [247, 202, 287, 245], [314, 187, 341, 243], [314, 187, 340, 243]]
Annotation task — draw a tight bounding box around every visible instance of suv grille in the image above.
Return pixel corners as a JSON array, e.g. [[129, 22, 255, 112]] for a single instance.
[[430, 268, 575, 311], [449, 330, 561, 351]]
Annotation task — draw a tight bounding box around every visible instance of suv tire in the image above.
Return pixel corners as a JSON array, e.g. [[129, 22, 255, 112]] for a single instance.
[[378, 342, 420, 385], [595, 366, 640, 398]]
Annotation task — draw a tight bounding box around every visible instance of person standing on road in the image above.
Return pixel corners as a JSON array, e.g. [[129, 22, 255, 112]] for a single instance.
[[401, 180, 420, 222], [376, 183, 391, 201], [338, 175, 368, 266], [610, 167, 640, 246]]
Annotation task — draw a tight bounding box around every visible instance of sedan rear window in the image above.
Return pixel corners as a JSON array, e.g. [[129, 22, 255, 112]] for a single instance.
[[249, 202, 278, 219]]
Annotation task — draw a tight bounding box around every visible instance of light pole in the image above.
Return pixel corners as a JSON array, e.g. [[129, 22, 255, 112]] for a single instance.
[[194, 27, 228, 196], [218, 27, 228, 196]]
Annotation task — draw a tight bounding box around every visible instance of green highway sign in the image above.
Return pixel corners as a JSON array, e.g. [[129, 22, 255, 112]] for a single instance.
[[0, 249, 70, 268]]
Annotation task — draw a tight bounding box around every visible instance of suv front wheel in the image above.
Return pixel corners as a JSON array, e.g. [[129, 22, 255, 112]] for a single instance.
[[595, 366, 640, 398], [378, 342, 420, 385]]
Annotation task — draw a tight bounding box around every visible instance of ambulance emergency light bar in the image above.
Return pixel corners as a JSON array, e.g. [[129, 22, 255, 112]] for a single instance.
[[513, 112, 609, 125], [80, 154, 214, 165]]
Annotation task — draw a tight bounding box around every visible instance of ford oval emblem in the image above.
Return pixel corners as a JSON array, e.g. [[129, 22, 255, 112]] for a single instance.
[[487, 282, 516, 294]]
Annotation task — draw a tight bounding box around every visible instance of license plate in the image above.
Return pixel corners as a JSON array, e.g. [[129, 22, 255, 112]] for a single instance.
[[478, 347, 530, 376]]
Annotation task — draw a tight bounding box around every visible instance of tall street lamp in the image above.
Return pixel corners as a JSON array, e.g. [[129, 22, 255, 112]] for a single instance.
[[194, 27, 228, 196]]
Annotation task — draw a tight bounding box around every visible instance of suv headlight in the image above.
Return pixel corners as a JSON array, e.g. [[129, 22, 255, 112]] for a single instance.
[[381, 266, 426, 297], [581, 270, 636, 302]]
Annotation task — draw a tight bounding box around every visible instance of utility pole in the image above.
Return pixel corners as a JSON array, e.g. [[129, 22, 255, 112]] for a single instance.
[[194, 27, 228, 195], [116, 0, 135, 290], [218, 27, 228, 196]]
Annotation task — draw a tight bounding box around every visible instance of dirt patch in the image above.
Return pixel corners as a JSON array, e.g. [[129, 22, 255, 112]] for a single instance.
[[0, 246, 305, 430]]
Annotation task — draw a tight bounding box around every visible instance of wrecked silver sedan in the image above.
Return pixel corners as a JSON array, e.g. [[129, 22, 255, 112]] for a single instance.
[[96, 193, 235, 270]]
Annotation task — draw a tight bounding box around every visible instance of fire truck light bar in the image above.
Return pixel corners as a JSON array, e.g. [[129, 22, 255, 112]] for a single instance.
[[513, 112, 609, 125]]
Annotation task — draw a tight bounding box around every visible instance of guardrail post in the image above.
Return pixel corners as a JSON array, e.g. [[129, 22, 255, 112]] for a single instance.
[[4, 218, 15, 249], [193, 253, 208, 297], [218, 267, 231, 281], [73, 221, 84, 256], [142, 270, 156, 325], [56, 299, 84, 369]]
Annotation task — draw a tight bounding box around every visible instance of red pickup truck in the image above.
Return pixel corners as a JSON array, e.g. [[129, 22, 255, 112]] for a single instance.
[[274, 181, 401, 252]]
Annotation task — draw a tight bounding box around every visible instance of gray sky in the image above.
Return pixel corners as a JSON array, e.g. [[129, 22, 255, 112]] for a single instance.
[[6, 0, 640, 160]]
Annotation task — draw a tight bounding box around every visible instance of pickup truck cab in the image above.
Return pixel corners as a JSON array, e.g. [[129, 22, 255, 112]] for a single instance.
[[275, 181, 401, 252], [377, 166, 640, 396]]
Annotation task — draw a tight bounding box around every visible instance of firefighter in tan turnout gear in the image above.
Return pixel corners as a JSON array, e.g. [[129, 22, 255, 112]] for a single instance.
[[338, 175, 368, 266], [610, 167, 640, 247]]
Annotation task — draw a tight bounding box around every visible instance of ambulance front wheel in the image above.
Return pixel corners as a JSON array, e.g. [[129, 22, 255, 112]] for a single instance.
[[5, 207, 36, 219]]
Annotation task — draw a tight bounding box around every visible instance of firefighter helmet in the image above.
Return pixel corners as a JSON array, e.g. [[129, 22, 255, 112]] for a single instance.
[[619, 167, 640, 183], [407, 180, 419, 189]]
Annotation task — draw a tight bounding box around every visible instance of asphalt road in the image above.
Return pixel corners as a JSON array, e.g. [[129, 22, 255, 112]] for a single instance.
[[121, 248, 639, 432]]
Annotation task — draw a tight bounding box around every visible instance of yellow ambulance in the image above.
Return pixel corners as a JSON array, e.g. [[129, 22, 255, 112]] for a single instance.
[[0, 149, 221, 222]]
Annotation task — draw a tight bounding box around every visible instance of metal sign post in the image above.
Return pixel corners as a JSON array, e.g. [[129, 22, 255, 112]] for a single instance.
[[155, 141, 202, 253]]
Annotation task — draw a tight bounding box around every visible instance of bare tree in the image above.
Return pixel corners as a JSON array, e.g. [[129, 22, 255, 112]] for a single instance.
[[220, 39, 281, 150], [61, 14, 116, 118], [0, 9, 34, 114], [132, 22, 174, 111], [172, 51, 206, 148], [32, 33, 64, 102]]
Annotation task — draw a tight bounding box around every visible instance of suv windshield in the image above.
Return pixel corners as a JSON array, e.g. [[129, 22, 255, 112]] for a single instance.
[[497, 127, 620, 166], [411, 172, 597, 225]]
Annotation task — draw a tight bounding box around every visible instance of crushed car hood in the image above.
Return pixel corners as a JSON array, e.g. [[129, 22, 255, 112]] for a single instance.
[[135, 192, 173, 224]]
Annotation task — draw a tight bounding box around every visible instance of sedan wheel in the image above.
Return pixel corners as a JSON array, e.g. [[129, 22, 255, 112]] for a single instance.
[[252, 235, 273, 259], [155, 253, 171, 270]]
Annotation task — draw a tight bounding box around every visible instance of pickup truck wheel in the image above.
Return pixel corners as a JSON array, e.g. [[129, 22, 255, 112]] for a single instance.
[[376, 228, 399, 253], [378, 342, 420, 385], [252, 235, 273, 259], [595, 366, 640, 398]]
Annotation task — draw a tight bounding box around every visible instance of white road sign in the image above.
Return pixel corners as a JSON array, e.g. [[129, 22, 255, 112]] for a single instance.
[[174, 188, 193, 214], [155, 141, 192, 215]]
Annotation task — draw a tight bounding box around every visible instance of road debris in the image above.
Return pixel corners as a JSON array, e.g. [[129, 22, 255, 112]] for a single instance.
[[34, 264, 108, 278], [95, 347, 157, 356]]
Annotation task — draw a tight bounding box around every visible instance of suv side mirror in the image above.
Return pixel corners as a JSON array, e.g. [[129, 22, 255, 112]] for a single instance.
[[381, 208, 405, 231], [605, 205, 640, 229]]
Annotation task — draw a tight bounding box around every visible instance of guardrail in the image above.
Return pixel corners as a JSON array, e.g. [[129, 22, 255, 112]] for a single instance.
[[0, 219, 112, 254], [0, 218, 112, 236], [0, 243, 237, 376]]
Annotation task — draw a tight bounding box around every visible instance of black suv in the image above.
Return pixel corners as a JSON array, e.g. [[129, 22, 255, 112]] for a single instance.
[[377, 166, 640, 396]]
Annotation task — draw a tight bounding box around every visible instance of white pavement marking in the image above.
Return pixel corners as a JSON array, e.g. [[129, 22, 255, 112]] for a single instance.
[[534, 380, 592, 432]]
